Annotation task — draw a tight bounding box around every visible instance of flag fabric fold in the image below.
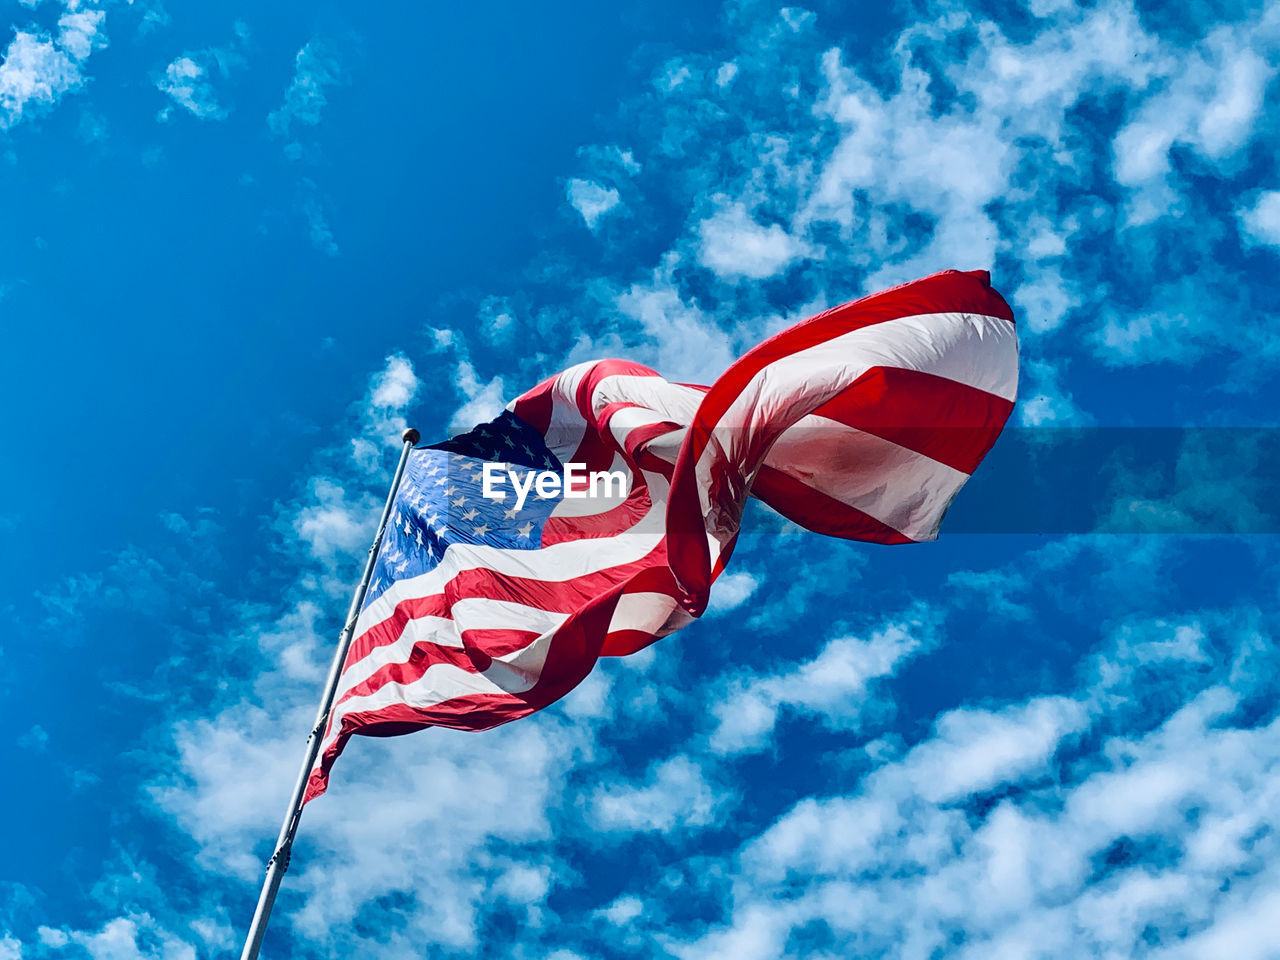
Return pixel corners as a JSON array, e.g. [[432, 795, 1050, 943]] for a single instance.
[[304, 268, 1018, 801]]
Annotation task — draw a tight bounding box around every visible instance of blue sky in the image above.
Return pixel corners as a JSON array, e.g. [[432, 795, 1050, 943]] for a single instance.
[[2, 0, 1279, 957]]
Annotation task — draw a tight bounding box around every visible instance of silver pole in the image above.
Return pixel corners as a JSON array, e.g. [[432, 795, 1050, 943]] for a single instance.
[[239, 427, 420, 960]]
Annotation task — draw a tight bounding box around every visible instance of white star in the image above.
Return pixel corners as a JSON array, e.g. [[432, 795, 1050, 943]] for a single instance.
[[503, 506, 519, 519], [435, 476, 448, 487], [472, 523, 490, 537], [462, 508, 479, 521], [452, 495, 468, 507], [415, 528, 424, 547], [517, 521, 533, 538], [446, 484, 457, 497]]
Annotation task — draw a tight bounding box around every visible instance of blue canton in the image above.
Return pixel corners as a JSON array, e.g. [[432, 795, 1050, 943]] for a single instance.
[[363, 411, 564, 608]]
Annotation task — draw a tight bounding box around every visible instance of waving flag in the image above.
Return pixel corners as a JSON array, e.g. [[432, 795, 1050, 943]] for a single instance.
[[304, 269, 1018, 800]]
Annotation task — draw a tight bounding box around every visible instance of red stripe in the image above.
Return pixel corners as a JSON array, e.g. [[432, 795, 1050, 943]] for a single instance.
[[509, 374, 556, 434], [620, 420, 683, 460], [541, 485, 654, 544], [600, 629, 659, 657], [809, 367, 1015, 474], [567, 424, 616, 475], [752, 465, 914, 544]]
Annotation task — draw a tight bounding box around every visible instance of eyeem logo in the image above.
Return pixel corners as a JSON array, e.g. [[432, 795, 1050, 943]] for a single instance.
[[482, 463, 628, 511]]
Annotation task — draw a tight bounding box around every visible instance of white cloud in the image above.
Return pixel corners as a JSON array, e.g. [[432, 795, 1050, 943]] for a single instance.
[[1238, 189, 1280, 249], [1017, 357, 1093, 426], [596, 895, 644, 926], [269, 40, 342, 157], [696, 200, 811, 280], [0, 934, 20, 960], [590, 755, 726, 832], [1112, 24, 1274, 223], [708, 612, 935, 754], [611, 256, 739, 383], [369, 354, 418, 410], [449, 359, 506, 433], [293, 476, 378, 566], [56, 10, 105, 61], [36, 928, 66, 947], [156, 56, 222, 120], [350, 352, 420, 470], [705, 570, 758, 615], [54, 915, 195, 960], [567, 177, 621, 230], [156, 26, 249, 122], [898, 697, 1089, 804], [0, 8, 105, 131]]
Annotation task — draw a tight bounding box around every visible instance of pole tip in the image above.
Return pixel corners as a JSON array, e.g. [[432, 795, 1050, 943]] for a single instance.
[[402, 428, 420, 446]]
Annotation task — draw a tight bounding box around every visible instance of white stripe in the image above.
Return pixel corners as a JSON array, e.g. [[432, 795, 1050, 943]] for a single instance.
[[634, 426, 686, 466], [589, 374, 704, 422], [610, 591, 679, 635], [605, 404, 677, 439], [767, 417, 970, 539]]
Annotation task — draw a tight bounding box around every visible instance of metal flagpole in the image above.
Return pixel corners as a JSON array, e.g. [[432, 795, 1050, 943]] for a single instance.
[[239, 427, 420, 960]]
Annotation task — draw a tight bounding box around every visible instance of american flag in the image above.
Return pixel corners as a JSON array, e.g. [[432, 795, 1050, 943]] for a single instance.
[[305, 269, 1018, 800]]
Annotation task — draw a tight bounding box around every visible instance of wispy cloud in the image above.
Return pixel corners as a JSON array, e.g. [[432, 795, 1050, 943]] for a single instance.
[[155, 21, 249, 121], [708, 609, 937, 755], [268, 40, 343, 160]]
